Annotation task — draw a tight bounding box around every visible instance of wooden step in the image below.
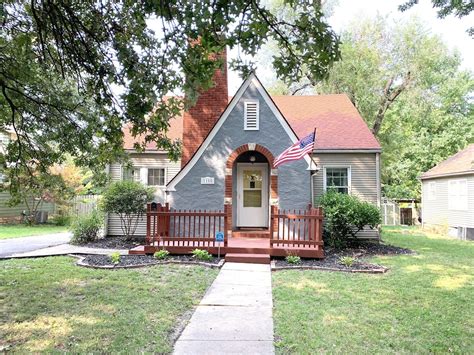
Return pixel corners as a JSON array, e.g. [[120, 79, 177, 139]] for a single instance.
[[232, 231, 270, 238], [225, 253, 270, 264]]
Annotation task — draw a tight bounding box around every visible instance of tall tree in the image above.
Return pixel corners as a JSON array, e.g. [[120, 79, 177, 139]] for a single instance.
[[0, 0, 340, 190], [268, 16, 473, 198]]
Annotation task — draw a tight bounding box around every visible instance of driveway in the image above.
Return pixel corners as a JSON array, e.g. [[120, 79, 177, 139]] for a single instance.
[[0, 232, 71, 258]]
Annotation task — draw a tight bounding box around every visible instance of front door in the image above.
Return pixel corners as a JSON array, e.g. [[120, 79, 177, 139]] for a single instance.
[[236, 163, 269, 227]]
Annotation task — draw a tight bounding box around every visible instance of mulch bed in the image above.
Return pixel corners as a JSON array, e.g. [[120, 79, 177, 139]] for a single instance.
[[78, 254, 223, 269], [273, 242, 414, 273], [83, 236, 142, 250]]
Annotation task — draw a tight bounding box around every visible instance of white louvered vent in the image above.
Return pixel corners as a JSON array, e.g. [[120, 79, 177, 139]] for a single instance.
[[244, 101, 259, 130]]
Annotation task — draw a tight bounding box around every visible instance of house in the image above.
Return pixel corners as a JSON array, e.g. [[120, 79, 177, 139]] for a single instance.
[[421, 144, 474, 240], [107, 51, 382, 248]]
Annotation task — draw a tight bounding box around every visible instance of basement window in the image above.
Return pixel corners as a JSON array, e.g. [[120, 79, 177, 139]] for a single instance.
[[244, 101, 259, 130]]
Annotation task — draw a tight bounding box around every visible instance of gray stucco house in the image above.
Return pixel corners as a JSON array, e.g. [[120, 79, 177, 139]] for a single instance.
[[107, 64, 382, 240], [421, 144, 474, 240]]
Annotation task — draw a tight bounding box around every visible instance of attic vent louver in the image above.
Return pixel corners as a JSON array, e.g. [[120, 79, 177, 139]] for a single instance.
[[244, 101, 259, 130]]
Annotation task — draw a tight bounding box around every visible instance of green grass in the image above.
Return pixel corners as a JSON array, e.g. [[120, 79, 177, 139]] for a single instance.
[[0, 224, 69, 239], [273, 226, 474, 354], [0, 257, 218, 353]]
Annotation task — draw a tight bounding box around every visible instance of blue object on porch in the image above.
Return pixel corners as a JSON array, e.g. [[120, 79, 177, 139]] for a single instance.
[[215, 231, 224, 242]]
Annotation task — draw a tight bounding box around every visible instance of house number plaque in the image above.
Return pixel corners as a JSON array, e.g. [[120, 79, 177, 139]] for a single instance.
[[201, 177, 215, 185]]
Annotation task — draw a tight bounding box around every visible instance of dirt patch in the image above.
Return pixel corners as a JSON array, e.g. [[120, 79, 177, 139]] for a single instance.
[[273, 242, 413, 272], [79, 254, 222, 268], [83, 236, 142, 250]]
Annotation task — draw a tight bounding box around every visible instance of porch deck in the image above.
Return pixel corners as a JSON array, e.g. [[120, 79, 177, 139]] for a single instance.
[[129, 234, 324, 258], [129, 203, 325, 259]]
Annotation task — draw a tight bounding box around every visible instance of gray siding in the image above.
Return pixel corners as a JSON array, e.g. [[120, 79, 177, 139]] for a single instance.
[[311, 152, 380, 239], [107, 153, 181, 236], [422, 175, 474, 229], [0, 192, 55, 220], [168, 80, 310, 214]]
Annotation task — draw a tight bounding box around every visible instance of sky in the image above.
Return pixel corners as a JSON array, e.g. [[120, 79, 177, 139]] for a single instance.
[[227, 0, 474, 94]]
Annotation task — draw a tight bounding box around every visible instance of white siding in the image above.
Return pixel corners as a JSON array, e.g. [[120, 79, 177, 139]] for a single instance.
[[312, 152, 380, 240], [422, 174, 474, 229], [107, 153, 181, 236]]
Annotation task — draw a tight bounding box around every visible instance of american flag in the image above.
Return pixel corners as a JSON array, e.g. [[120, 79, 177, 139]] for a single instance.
[[273, 131, 315, 168]]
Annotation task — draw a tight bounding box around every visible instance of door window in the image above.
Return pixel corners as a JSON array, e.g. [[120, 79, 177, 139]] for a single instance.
[[243, 170, 262, 207]]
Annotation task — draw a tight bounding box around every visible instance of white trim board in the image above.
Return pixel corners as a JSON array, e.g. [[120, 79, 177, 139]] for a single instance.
[[166, 73, 311, 191]]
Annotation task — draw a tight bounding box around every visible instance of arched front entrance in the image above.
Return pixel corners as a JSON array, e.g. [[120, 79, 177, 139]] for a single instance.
[[225, 144, 278, 229]]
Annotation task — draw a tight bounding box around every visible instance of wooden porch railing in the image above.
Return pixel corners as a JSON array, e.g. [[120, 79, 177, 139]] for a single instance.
[[146, 203, 228, 247], [270, 205, 324, 249]]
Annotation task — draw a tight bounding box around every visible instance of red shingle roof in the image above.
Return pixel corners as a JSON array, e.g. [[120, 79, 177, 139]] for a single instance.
[[122, 93, 380, 151], [271, 94, 380, 150], [421, 144, 474, 179]]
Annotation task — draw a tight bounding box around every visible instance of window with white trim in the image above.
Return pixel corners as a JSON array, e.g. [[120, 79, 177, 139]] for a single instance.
[[122, 166, 140, 182], [324, 167, 350, 194], [148, 168, 166, 186], [448, 179, 468, 210], [244, 101, 259, 130], [427, 182, 436, 201]]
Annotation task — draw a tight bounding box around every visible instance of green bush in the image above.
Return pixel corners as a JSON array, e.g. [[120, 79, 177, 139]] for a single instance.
[[191, 249, 213, 261], [285, 255, 301, 264], [51, 213, 72, 226], [339, 256, 356, 267], [70, 210, 103, 245], [154, 249, 170, 260], [109, 252, 121, 264], [101, 180, 154, 240], [318, 191, 381, 248]]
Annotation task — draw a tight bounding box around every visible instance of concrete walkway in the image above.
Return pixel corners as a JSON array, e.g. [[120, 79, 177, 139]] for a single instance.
[[173, 262, 274, 355], [4, 243, 128, 258], [0, 232, 71, 257]]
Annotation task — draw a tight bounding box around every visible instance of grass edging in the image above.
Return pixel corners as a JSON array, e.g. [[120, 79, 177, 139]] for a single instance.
[[270, 260, 388, 274], [72, 254, 225, 269]]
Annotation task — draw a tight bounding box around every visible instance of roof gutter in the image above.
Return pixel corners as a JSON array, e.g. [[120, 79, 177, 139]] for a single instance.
[[313, 148, 382, 153], [420, 170, 474, 180]]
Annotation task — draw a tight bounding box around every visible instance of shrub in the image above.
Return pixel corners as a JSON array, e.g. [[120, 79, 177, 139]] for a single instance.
[[110, 252, 121, 264], [339, 256, 356, 267], [285, 255, 301, 264], [318, 191, 381, 248], [101, 180, 154, 241], [70, 210, 103, 245], [191, 249, 213, 261], [154, 249, 170, 260]]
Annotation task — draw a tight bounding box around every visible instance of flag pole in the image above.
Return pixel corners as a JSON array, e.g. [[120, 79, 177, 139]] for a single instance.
[[309, 128, 318, 207]]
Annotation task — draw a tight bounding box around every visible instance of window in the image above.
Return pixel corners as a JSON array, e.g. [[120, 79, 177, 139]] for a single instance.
[[324, 167, 350, 194], [243, 169, 263, 207], [122, 167, 140, 182], [244, 101, 259, 130], [148, 168, 165, 186], [448, 179, 468, 210], [427, 182, 436, 201]]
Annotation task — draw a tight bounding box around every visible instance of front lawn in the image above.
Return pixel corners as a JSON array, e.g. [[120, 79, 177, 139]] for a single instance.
[[0, 224, 69, 239], [0, 257, 217, 353], [273, 226, 474, 354]]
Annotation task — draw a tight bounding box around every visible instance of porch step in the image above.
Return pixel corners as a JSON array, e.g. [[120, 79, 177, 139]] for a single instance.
[[232, 230, 270, 239], [225, 253, 270, 264]]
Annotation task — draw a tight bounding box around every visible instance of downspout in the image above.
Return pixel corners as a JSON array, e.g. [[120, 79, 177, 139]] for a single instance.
[[376, 152, 381, 241], [104, 163, 110, 237]]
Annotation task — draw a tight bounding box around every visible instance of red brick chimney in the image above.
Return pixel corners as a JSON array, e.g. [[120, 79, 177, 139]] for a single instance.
[[181, 50, 228, 167]]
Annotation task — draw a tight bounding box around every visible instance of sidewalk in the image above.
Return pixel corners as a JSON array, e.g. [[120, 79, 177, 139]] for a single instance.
[[4, 243, 128, 258], [173, 262, 275, 355]]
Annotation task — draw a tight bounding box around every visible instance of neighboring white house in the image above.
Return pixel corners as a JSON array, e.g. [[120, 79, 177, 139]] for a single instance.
[[420, 144, 474, 240]]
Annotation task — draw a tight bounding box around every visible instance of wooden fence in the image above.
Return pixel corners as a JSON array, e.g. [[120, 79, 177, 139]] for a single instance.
[[70, 194, 100, 216], [270, 206, 324, 249], [146, 203, 228, 247]]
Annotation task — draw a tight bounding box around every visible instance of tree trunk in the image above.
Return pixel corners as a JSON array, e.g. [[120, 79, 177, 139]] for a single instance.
[[371, 72, 411, 136]]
